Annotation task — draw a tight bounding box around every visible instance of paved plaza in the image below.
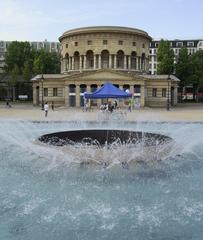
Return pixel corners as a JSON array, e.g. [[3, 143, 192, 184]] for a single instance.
[[0, 102, 203, 122]]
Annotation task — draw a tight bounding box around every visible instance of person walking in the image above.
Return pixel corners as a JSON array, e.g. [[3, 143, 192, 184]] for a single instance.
[[44, 102, 49, 117], [6, 101, 12, 108], [51, 101, 54, 111]]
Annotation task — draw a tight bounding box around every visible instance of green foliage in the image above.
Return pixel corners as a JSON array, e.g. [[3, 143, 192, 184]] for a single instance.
[[175, 48, 192, 88], [4, 41, 61, 76], [33, 50, 61, 74], [22, 60, 32, 81], [10, 64, 19, 86], [4, 41, 35, 74], [3, 41, 61, 100], [157, 39, 174, 74], [190, 50, 203, 86]]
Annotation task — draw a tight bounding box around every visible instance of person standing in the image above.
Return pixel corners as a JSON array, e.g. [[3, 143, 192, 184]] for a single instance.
[[51, 101, 54, 111], [44, 102, 49, 117]]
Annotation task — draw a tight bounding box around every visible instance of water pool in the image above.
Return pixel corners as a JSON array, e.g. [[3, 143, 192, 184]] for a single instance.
[[0, 120, 203, 240]]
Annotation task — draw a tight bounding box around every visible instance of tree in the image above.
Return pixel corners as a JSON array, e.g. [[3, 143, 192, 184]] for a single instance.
[[10, 64, 19, 101], [33, 50, 61, 74], [189, 50, 203, 101], [175, 48, 192, 101], [157, 39, 174, 74], [4, 41, 35, 74], [33, 56, 44, 74], [22, 60, 32, 81]]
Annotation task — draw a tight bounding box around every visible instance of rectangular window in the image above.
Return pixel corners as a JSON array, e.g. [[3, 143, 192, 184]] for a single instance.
[[118, 40, 123, 45], [154, 63, 157, 68], [103, 40, 108, 45], [66, 43, 68, 48], [87, 40, 92, 45], [53, 88, 58, 97], [74, 42, 78, 46], [44, 88, 48, 97], [152, 88, 157, 97], [176, 42, 183, 47], [142, 43, 145, 48], [132, 41, 136, 46], [187, 42, 194, 47], [162, 88, 166, 97]]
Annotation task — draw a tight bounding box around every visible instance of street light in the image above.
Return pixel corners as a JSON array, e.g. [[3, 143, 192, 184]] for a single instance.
[[41, 74, 44, 110], [167, 74, 170, 111]]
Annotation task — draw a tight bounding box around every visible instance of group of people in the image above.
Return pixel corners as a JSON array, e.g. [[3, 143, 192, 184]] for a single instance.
[[100, 100, 118, 113]]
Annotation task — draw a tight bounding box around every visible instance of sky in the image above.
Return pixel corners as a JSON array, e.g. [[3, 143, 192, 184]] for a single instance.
[[0, 0, 203, 41]]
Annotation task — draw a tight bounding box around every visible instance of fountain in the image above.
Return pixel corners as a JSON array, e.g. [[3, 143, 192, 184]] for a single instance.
[[38, 129, 174, 166], [0, 119, 203, 240]]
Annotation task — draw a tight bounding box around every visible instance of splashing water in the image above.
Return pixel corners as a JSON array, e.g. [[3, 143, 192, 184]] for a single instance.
[[0, 120, 203, 240]]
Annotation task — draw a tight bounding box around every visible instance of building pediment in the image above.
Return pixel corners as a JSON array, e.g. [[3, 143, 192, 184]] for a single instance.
[[65, 69, 137, 81]]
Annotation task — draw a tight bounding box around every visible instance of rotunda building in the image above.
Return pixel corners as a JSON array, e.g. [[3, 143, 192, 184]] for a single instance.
[[32, 26, 179, 108], [59, 26, 151, 73]]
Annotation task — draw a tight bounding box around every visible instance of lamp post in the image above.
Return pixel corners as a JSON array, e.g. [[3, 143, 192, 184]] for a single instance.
[[167, 74, 170, 111], [41, 74, 44, 110]]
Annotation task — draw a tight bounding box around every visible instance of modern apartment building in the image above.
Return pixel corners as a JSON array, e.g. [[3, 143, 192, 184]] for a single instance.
[[149, 39, 203, 75], [0, 40, 60, 73]]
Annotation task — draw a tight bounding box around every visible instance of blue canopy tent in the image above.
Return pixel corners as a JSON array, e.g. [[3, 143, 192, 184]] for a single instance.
[[84, 82, 132, 99]]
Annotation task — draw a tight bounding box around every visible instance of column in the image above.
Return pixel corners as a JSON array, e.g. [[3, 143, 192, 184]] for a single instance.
[[86, 85, 91, 92], [130, 85, 134, 95], [75, 85, 80, 107], [64, 58, 68, 71], [94, 55, 97, 69], [128, 56, 131, 70], [69, 57, 72, 70], [174, 87, 178, 105], [114, 55, 117, 69], [140, 84, 145, 107], [109, 54, 112, 69], [145, 58, 149, 72], [72, 56, 75, 70], [124, 55, 127, 69], [33, 86, 37, 105], [136, 58, 139, 70], [84, 55, 86, 69], [61, 59, 64, 73], [143, 59, 145, 71], [98, 54, 101, 69], [64, 85, 69, 107], [66, 58, 69, 71], [79, 55, 82, 71]]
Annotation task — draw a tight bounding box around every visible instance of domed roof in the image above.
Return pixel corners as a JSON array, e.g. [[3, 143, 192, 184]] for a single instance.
[[59, 26, 152, 41]]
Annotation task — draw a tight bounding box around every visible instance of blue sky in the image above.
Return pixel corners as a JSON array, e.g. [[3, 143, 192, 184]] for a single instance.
[[0, 0, 202, 41]]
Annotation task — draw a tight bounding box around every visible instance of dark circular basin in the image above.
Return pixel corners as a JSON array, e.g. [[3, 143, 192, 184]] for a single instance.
[[38, 129, 172, 147]]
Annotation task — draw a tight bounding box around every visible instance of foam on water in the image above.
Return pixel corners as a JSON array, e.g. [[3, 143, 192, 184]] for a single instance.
[[0, 119, 203, 240]]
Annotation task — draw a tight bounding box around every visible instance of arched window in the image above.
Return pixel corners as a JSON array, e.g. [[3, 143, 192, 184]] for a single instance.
[[101, 50, 109, 68], [131, 51, 137, 70], [86, 50, 94, 69], [74, 51, 80, 70], [117, 50, 124, 69]]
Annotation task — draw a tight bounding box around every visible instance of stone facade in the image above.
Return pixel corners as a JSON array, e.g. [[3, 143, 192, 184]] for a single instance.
[[32, 26, 179, 108], [59, 26, 151, 73]]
